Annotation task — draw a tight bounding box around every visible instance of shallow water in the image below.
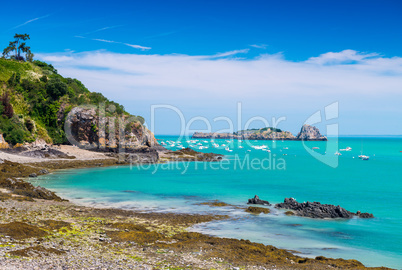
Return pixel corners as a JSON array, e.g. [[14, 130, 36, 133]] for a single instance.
[[29, 136, 402, 268]]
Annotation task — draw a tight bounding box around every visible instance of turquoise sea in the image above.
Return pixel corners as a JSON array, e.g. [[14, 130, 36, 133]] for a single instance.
[[29, 136, 402, 269]]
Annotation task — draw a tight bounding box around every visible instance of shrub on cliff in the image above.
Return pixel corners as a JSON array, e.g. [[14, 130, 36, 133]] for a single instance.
[[0, 92, 13, 118]]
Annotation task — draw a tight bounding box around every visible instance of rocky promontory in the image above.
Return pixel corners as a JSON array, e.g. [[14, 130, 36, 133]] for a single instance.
[[192, 124, 327, 141]]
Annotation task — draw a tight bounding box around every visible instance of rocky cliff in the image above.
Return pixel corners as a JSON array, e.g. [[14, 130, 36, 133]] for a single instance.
[[64, 107, 159, 151]]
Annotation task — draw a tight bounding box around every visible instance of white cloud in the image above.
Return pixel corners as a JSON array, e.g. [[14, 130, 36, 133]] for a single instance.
[[250, 44, 267, 49], [36, 49, 402, 134], [306, 49, 379, 65], [123, 43, 151, 50], [211, 49, 250, 58], [81, 25, 122, 36], [93, 38, 115, 43], [10, 14, 50, 30], [89, 38, 151, 50]]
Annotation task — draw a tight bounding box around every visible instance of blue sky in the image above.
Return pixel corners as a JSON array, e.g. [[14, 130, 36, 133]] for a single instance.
[[1, 0, 402, 135]]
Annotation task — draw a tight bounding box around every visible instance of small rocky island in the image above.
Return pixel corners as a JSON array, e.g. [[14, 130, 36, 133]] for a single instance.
[[192, 124, 327, 141]]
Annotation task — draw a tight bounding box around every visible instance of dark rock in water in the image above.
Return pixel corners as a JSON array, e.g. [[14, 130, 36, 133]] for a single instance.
[[356, 211, 374, 218], [275, 198, 374, 219], [247, 195, 271, 206], [29, 173, 37, 178]]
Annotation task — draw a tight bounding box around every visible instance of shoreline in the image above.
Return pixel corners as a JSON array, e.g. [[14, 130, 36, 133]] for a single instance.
[[0, 148, 394, 269]]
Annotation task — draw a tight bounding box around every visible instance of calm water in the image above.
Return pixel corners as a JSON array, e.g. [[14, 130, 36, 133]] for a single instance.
[[29, 136, 402, 268]]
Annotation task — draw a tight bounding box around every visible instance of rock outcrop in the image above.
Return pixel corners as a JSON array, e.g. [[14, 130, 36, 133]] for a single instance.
[[296, 125, 327, 141], [105, 146, 159, 164], [275, 198, 374, 219], [247, 195, 271, 206], [2, 139, 75, 159], [0, 134, 10, 149], [161, 148, 223, 162], [65, 107, 159, 151]]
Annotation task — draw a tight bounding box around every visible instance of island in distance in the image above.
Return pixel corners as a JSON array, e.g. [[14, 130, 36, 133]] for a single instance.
[[192, 124, 327, 141]]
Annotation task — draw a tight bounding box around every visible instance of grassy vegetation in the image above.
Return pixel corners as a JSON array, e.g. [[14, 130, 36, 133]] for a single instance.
[[235, 127, 282, 134], [0, 58, 144, 145]]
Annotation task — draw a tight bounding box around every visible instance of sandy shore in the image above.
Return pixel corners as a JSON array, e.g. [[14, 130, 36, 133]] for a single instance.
[[0, 148, 393, 269], [0, 145, 113, 164]]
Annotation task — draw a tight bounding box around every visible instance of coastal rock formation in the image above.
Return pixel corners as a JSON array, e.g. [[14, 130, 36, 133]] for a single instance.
[[296, 124, 327, 141], [65, 107, 159, 151], [356, 211, 374, 218], [275, 198, 374, 219], [192, 125, 327, 141], [0, 134, 10, 149], [105, 146, 159, 164], [2, 139, 76, 159], [160, 148, 223, 162], [247, 195, 271, 206], [20, 148, 75, 159]]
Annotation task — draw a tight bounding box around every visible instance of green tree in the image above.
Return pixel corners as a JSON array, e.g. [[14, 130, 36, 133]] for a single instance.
[[2, 34, 33, 61], [46, 77, 68, 100]]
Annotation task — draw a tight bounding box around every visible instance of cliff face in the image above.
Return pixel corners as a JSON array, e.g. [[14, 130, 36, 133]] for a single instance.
[[65, 107, 159, 150], [192, 125, 327, 141], [296, 124, 327, 141]]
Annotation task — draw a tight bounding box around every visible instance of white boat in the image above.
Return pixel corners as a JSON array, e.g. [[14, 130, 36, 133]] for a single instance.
[[252, 145, 268, 150], [312, 147, 319, 150], [225, 147, 233, 152], [335, 152, 342, 156], [340, 147, 352, 151], [239, 146, 243, 149], [358, 155, 369, 160]]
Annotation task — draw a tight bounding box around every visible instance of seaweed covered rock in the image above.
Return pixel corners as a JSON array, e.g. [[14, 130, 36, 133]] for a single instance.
[[0, 222, 48, 239], [245, 206, 270, 214], [7, 179, 63, 201]]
